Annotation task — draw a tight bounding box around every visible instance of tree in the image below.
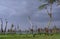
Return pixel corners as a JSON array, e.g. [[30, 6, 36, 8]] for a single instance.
[[17, 24, 19, 31], [38, 0, 57, 29], [37, 28, 41, 34], [27, 16, 34, 34], [44, 27, 49, 34], [5, 19, 8, 32], [0, 18, 3, 32], [11, 24, 14, 32], [27, 16, 35, 37], [38, 0, 59, 34]]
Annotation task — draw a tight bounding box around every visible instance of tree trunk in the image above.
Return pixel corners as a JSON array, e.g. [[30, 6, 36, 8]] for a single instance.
[[5, 21, 8, 33], [1, 19, 3, 33]]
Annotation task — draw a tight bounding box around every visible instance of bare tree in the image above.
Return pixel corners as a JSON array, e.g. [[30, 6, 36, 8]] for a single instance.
[[0, 18, 3, 33], [17, 24, 19, 31], [38, 28, 41, 34], [5, 19, 8, 32], [11, 24, 14, 32], [27, 16, 34, 34]]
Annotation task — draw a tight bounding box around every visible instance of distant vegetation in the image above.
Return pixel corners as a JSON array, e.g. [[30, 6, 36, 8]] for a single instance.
[[0, 0, 60, 39]]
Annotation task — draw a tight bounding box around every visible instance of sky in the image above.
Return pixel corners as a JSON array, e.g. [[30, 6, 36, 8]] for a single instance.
[[0, 0, 60, 30]]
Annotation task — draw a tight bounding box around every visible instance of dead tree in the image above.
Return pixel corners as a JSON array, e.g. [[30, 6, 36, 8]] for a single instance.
[[0, 18, 3, 33], [5, 19, 8, 32], [27, 16, 34, 34]]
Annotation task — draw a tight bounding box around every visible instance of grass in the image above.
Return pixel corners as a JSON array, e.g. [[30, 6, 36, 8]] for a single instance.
[[0, 34, 60, 39]]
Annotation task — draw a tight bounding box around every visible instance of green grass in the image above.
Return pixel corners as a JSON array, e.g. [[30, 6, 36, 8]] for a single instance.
[[0, 34, 60, 39]]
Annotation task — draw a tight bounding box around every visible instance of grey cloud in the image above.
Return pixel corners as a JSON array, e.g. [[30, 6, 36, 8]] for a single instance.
[[0, 0, 59, 30]]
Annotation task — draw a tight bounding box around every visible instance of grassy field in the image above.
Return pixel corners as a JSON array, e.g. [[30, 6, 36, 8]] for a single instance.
[[0, 34, 60, 39]]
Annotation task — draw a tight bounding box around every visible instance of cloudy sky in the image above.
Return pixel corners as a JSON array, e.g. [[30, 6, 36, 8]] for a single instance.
[[0, 0, 60, 30]]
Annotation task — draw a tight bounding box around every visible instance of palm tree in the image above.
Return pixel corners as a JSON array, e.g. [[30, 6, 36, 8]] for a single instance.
[[38, 0, 57, 30]]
